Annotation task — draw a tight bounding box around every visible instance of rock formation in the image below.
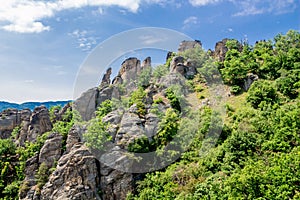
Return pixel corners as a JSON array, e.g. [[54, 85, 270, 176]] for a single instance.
[[41, 143, 99, 200], [213, 38, 229, 62], [100, 67, 112, 87], [16, 106, 53, 146], [170, 56, 198, 79], [0, 108, 28, 139], [244, 73, 259, 91], [20, 133, 63, 200], [178, 40, 202, 52]]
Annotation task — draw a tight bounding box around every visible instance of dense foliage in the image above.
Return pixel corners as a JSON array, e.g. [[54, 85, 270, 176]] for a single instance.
[[128, 30, 300, 199]]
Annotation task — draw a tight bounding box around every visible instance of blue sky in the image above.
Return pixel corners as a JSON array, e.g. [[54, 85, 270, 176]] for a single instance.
[[0, 0, 299, 103]]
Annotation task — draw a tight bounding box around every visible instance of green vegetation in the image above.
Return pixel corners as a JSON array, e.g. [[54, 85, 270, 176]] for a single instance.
[[83, 100, 113, 150], [128, 30, 300, 200], [1, 30, 300, 200], [0, 105, 74, 199]]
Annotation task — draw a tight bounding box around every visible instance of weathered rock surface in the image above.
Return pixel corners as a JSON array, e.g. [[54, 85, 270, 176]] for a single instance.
[[20, 133, 63, 200], [170, 56, 198, 79], [244, 73, 259, 91], [120, 57, 141, 82], [66, 125, 85, 153], [41, 143, 99, 200], [73, 87, 99, 121], [39, 133, 63, 167], [213, 38, 229, 62], [100, 67, 112, 87], [212, 38, 243, 62], [16, 106, 52, 146], [0, 108, 25, 139], [178, 40, 202, 52]]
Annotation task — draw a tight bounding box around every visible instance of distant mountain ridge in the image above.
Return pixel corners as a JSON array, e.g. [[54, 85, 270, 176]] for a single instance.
[[0, 100, 72, 112]]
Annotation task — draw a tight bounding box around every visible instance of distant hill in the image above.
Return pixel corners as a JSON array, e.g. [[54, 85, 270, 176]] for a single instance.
[[0, 100, 72, 112]]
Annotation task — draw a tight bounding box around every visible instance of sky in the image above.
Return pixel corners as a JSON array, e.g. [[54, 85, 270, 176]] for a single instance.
[[0, 0, 299, 103]]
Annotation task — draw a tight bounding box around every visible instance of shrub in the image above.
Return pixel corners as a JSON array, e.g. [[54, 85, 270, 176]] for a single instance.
[[247, 80, 278, 109]]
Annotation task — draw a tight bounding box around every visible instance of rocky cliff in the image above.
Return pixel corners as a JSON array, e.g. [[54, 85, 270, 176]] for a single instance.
[[0, 40, 201, 200]]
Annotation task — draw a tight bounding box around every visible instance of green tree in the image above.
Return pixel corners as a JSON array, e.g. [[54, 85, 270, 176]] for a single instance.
[[247, 80, 278, 109]]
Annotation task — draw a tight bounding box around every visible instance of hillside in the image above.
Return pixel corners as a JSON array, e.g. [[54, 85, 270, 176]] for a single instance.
[[0, 30, 299, 200]]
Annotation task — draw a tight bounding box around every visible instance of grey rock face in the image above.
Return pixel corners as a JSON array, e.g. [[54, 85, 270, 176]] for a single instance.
[[66, 125, 85, 153], [73, 87, 99, 121], [20, 133, 63, 200], [0, 108, 32, 139], [100, 67, 112, 87], [178, 40, 202, 52], [39, 132, 63, 167], [41, 143, 99, 200], [16, 106, 52, 146], [170, 56, 198, 79], [244, 73, 259, 91], [119, 57, 141, 82]]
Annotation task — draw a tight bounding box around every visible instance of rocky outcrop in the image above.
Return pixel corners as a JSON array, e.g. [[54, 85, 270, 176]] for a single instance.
[[51, 103, 72, 123], [178, 40, 202, 52], [41, 143, 99, 200], [212, 38, 243, 62], [142, 57, 151, 69], [16, 106, 53, 146], [170, 56, 198, 79], [119, 57, 141, 82], [100, 67, 112, 87], [213, 38, 229, 62], [20, 133, 63, 200], [39, 133, 63, 167], [0, 108, 28, 139], [73, 88, 99, 121], [74, 57, 152, 121], [66, 125, 85, 153], [244, 73, 259, 91], [73, 86, 120, 121]]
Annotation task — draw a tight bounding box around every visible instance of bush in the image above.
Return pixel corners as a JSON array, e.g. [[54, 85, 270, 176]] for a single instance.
[[247, 80, 278, 109], [128, 136, 150, 153]]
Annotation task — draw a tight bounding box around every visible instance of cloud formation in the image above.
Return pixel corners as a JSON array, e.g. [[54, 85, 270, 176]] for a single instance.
[[230, 0, 297, 16], [189, 0, 222, 6], [183, 16, 199, 29], [0, 0, 297, 33], [189, 0, 297, 16], [69, 29, 98, 52], [0, 0, 141, 33]]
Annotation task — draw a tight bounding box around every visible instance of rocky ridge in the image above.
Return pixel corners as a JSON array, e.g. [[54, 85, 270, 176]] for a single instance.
[[0, 38, 260, 200]]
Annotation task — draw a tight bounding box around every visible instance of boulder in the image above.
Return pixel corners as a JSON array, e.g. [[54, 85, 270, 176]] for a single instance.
[[73, 87, 99, 121], [244, 73, 259, 91]]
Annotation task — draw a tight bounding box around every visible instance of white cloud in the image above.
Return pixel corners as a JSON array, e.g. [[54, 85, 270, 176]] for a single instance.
[[188, 0, 297, 16], [0, 0, 141, 33], [183, 16, 199, 29], [230, 0, 297, 16], [189, 0, 222, 6], [69, 29, 98, 52]]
